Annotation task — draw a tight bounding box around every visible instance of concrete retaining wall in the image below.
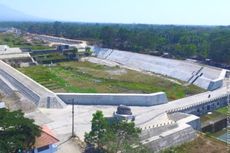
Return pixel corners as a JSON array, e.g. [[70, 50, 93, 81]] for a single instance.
[[206, 69, 227, 91], [141, 123, 178, 140], [168, 113, 201, 131], [140, 112, 200, 152], [0, 75, 15, 96], [0, 60, 66, 108], [0, 69, 40, 104], [56, 92, 168, 106], [93, 47, 224, 90], [202, 117, 227, 133], [142, 124, 196, 152], [208, 79, 223, 91], [193, 77, 211, 90]]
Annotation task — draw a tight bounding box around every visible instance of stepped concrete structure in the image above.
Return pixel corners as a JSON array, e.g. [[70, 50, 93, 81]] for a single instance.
[[141, 113, 200, 152], [93, 47, 225, 91]]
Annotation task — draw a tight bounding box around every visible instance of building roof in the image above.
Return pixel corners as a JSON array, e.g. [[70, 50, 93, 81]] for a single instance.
[[34, 125, 59, 148]]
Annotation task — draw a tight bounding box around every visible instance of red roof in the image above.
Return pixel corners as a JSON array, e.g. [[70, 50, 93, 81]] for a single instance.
[[34, 125, 59, 148]]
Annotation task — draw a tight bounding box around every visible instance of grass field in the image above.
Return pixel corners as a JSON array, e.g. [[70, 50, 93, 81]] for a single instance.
[[0, 33, 52, 50], [216, 106, 228, 115], [18, 61, 204, 100]]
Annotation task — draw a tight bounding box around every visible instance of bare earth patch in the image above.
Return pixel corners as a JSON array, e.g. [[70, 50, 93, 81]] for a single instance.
[[164, 133, 228, 153]]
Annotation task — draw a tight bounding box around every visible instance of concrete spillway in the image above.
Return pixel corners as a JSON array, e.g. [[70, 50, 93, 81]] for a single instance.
[[94, 47, 226, 90], [0, 60, 66, 108]]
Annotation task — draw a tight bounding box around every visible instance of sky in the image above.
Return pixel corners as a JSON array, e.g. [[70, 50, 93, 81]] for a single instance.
[[0, 0, 229, 25]]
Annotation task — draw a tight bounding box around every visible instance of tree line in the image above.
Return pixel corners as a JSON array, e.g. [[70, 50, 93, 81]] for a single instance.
[[1, 22, 230, 64]]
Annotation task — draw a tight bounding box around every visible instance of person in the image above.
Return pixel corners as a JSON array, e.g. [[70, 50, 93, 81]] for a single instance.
[[208, 94, 211, 98]]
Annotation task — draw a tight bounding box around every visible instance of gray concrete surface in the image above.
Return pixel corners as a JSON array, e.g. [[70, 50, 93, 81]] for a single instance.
[[57, 92, 168, 106], [93, 47, 225, 90], [0, 45, 32, 60], [140, 112, 200, 151], [0, 60, 66, 108], [142, 123, 196, 152]]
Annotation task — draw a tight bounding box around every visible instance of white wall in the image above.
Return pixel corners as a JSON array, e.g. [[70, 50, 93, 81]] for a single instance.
[[57, 92, 168, 106]]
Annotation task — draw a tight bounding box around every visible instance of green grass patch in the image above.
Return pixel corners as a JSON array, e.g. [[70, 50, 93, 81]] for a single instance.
[[18, 61, 204, 100], [200, 106, 227, 124], [33, 53, 66, 63], [216, 106, 228, 115], [0, 33, 52, 50]]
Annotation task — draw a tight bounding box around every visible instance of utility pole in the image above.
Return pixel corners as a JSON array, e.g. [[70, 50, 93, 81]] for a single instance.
[[72, 98, 76, 138]]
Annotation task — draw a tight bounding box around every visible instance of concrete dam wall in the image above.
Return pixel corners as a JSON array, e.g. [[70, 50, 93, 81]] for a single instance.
[[57, 92, 168, 106], [0, 60, 66, 108], [94, 47, 226, 90]]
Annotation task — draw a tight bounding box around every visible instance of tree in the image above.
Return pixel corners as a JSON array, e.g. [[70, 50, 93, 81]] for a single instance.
[[4, 21, 230, 64], [84, 111, 108, 152], [53, 21, 63, 36], [0, 108, 41, 153], [85, 47, 92, 56], [84, 111, 150, 153], [103, 120, 149, 153]]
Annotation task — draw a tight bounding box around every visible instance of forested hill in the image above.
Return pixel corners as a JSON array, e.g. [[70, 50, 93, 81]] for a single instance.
[[1, 22, 230, 65]]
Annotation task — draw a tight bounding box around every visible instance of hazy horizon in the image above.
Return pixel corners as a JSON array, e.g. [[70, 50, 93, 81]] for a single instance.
[[0, 0, 229, 26]]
